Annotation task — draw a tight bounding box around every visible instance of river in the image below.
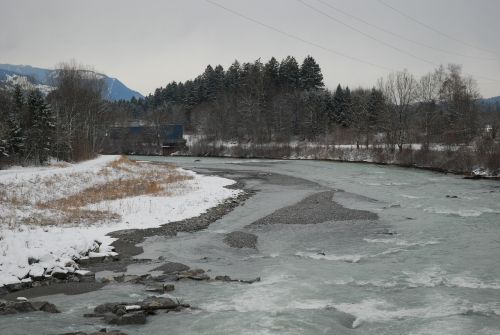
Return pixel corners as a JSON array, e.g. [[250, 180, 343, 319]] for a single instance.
[[1, 157, 499, 334]]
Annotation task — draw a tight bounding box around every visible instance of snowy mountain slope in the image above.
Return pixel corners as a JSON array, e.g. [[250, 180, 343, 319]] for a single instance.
[[0, 64, 144, 101]]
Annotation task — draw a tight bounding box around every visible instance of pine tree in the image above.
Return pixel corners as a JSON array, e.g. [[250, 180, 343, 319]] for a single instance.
[[342, 86, 352, 126], [331, 85, 352, 127], [7, 85, 26, 158], [213, 65, 225, 98], [367, 88, 385, 130], [27, 90, 55, 164], [264, 57, 280, 91], [279, 56, 300, 91], [203, 65, 217, 101], [225, 60, 241, 92], [332, 84, 345, 126], [299, 55, 324, 90]]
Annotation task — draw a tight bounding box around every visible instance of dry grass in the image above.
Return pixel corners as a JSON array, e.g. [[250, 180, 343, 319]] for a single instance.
[[1, 155, 194, 227], [37, 156, 192, 224]]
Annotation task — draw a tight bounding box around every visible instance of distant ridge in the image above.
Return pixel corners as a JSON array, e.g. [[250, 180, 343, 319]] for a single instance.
[[0, 64, 144, 101], [479, 96, 500, 105]]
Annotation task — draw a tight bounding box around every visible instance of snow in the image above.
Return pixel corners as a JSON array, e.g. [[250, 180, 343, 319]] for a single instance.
[[5, 74, 54, 96], [0, 155, 240, 287]]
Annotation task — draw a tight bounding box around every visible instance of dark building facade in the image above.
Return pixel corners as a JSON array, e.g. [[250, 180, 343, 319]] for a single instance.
[[101, 124, 185, 155]]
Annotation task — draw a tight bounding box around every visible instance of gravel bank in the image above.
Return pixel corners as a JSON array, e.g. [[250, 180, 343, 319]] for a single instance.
[[251, 191, 377, 226], [224, 231, 258, 249]]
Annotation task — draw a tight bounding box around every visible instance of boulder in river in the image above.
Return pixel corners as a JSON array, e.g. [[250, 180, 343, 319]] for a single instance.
[[89, 296, 190, 325], [0, 299, 60, 315], [105, 311, 147, 325], [151, 262, 190, 274], [214, 275, 261, 284]]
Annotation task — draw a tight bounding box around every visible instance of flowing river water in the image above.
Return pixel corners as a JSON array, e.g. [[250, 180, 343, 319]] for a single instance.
[[1, 157, 500, 334]]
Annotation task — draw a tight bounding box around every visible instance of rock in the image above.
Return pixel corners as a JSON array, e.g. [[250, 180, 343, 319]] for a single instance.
[[177, 269, 210, 281], [151, 274, 179, 282], [0, 286, 9, 296], [145, 283, 175, 293], [4, 281, 29, 292], [224, 231, 258, 249], [239, 277, 261, 284], [94, 302, 130, 314], [105, 311, 147, 325], [51, 269, 70, 280], [214, 275, 233, 282], [31, 301, 60, 313], [38, 302, 60, 313], [214, 275, 260, 284], [74, 270, 95, 282], [163, 284, 175, 292], [140, 297, 178, 311], [152, 262, 190, 274], [0, 300, 36, 314], [88, 296, 189, 325]]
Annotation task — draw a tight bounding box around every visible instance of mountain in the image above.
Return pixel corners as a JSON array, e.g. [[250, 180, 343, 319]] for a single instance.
[[0, 64, 144, 101], [479, 96, 500, 105]]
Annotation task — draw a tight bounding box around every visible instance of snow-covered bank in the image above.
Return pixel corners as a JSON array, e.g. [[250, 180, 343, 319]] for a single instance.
[[0, 156, 240, 287], [181, 137, 500, 177]]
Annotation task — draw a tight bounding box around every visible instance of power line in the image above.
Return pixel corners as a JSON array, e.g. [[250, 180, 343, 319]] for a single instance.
[[299, 0, 499, 83], [314, 0, 499, 62], [204, 0, 394, 72], [376, 0, 500, 58], [297, 0, 437, 67], [205, 0, 500, 84]]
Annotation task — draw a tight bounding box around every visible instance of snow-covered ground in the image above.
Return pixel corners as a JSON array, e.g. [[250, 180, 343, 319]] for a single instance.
[[0, 156, 240, 287]]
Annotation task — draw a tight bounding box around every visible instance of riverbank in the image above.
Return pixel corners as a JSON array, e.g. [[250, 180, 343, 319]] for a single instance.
[[0, 155, 241, 291], [177, 139, 500, 179], [1, 157, 499, 334]]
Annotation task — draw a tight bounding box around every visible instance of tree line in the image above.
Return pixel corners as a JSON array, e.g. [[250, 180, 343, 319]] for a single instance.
[[1, 56, 497, 167], [113, 56, 495, 150], [0, 62, 106, 165]]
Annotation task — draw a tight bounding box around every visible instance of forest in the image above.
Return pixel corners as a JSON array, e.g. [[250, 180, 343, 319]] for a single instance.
[[110, 56, 497, 146], [1, 56, 499, 172]]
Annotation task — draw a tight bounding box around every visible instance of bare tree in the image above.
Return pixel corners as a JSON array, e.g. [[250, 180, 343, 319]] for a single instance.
[[47, 61, 106, 161], [439, 64, 480, 144], [381, 70, 418, 151], [417, 66, 444, 149]]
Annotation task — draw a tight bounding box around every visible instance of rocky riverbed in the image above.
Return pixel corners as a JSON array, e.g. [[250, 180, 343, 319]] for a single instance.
[[2, 157, 498, 334]]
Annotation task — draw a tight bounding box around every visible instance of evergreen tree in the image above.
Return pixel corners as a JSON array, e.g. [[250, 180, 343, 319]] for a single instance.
[[203, 65, 217, 101], [331, 85, 352, 127], [299, 55, 324, 90], [367, 88, 385, 130], [332, 84, 345, 126], [225, 60, 241, 92], [27, 90, 55, 164], [213, 65, 225, 98], [279, 56, 300, 91], [264, 57, 280, 91], [7, 85, 26, 158], [342, 86, 352, 126]]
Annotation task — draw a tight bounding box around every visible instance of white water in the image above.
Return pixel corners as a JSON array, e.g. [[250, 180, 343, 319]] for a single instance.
[[1, 157, 499, 334]]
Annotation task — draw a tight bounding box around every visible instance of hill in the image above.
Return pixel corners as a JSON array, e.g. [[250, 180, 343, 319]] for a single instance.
[[0, 64, 143, 101]]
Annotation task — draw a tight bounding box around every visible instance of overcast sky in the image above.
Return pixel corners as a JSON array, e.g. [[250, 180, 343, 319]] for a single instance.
[[1, 0, 500, 97]]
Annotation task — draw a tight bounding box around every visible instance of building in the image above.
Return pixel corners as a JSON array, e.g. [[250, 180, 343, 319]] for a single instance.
[[101, 124, 186, 155]]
